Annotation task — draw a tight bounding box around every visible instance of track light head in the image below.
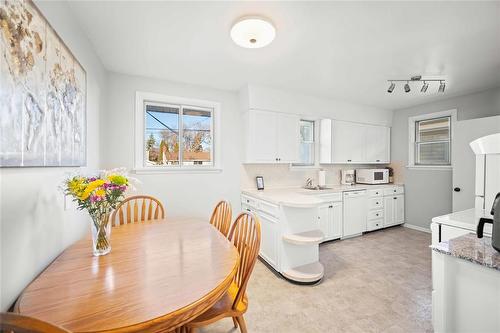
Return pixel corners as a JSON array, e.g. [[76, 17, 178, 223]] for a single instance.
[[421, 81, 429, 93], [404, 82, 410, 93], [387, 82, 395, 93], [438, 81, 446, 93]]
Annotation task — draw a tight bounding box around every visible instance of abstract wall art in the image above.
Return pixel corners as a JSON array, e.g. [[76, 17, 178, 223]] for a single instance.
[[0, 0, 86, 167]]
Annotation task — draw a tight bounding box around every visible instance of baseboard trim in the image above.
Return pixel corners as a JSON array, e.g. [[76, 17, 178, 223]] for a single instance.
[[403, 223, 431, 234]]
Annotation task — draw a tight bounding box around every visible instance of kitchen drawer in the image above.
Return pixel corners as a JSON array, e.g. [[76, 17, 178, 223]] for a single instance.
[[259, 200, 279, 217], [369, 197, 383, 210], [241, 204, 255, 213], [383, 186, 404, 196], [241, 195, 259, 209], [367, 218, 384, 231], [367, 189, 383, 197], [368, 209, 384, 220]]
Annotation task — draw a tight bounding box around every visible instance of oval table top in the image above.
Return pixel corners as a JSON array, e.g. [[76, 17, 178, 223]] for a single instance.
[[15, 219, 239, 333]]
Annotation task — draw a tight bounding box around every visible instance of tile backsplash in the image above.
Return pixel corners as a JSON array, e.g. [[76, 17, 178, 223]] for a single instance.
[[241, 164, 389, 190]]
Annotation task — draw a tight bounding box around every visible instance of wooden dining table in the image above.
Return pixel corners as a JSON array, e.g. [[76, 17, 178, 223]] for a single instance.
[[14, 219, 240, 332]]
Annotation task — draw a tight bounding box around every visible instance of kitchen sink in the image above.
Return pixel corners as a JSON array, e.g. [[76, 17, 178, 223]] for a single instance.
[[303, 186, 332, 191]]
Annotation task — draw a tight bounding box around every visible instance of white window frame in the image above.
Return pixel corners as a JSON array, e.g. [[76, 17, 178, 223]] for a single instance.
[[407, 109, 457, 170], [290, 118, 321, 170], [134, 91, 221, 174]]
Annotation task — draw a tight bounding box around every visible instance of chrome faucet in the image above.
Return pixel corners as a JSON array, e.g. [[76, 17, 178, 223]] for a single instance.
[[305, 178, 313, 188]]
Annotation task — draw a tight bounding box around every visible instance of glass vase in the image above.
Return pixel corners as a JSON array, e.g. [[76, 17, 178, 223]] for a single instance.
[[90, 210, 112, 256]]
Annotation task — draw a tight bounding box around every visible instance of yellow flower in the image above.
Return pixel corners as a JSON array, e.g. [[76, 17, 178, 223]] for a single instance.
[[95, 188, 106, 197], [80, 179, 106, 200], [67, 177, 85, 196], [108, 174, 127, 185]]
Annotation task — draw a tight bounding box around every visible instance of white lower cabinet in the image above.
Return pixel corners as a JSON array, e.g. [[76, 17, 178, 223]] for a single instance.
[[384, 193, 405, 227], [258, 211, 280, 269], [318, 201, 343, 242]]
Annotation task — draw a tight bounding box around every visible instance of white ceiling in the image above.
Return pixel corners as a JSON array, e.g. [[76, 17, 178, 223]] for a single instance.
[[67, 1, 500, 110]]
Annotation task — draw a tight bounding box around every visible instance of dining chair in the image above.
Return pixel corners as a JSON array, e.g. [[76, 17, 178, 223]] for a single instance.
[[184, 212, 261, 333], [110, 195, 165, 226], [209, 200, 232, 237], [0, 312, 71, 333]]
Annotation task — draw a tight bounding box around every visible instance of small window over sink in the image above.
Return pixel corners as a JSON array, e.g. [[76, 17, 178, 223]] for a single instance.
[[293, 120, 315, 166]]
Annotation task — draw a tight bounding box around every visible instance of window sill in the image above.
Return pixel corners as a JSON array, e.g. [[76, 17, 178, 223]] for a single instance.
[[133, 167, 222, 174], [406, 165, 452, 171], [289, 164, 321, 171]]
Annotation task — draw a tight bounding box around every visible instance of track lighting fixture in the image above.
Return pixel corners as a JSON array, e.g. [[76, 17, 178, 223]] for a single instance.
[[386, 76, 446, 94], [387, 82, 395, 93], [438, 81, 446, 93], [404, 82, 410, 93], [421, 81, 429, 93]]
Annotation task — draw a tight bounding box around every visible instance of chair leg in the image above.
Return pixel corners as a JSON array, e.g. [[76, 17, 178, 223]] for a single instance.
[[232, 317, 239, 328], [235, 316, 248, 333]]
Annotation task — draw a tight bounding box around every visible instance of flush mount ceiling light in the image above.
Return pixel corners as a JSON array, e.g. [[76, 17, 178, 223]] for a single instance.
[[230, 16, 276, 48], [386, 75, 446, 94]]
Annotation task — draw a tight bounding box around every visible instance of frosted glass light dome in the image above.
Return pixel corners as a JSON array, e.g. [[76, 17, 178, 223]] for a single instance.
[[230, 17, 276, 49]]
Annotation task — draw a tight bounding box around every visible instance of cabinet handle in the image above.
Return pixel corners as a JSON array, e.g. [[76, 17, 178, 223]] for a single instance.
[[393, 189, 397, 192], [328, 205, 333, 208], [376, 159, 380, 162], [376, 202, 379, 205], [394, 197, 397, 200], [246, 208, 251, 212], [246, 200, 250, 203], [347, 159, 352, 162], [376, 214, 379, 216]]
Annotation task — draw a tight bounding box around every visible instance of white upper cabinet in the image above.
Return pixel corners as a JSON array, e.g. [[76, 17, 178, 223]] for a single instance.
[[365, 124, 390, 163], [244, 109, 299, 163], [320, 119, 390, 164]]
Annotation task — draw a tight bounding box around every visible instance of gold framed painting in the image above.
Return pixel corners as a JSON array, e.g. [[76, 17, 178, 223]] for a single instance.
[[0, 0, 86, 167]]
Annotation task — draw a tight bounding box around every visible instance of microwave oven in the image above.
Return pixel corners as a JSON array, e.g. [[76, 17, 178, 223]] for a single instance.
[[355, 169, 389, 184]]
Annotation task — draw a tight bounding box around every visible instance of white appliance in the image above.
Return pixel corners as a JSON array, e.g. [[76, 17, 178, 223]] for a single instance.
[[470, 133, 500, 211], [343, 190, 367, 237], [341, 169, 355, 185], [355, 168, 389, 185]]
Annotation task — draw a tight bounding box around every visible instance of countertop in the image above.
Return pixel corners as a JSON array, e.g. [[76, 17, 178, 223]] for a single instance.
[[432, 208, 493, 232], [242, 184, 404, 207], [432, 233, 500, 271]]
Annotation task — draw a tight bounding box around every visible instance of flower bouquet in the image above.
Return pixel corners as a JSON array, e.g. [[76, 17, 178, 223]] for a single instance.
[[63, 170, 130, 256]]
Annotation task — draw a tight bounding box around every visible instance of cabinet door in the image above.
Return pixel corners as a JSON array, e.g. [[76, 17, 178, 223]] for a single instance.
[[365, 125, 390, 163], [331, 202, 343, 239], [332, 121, 365, 163], [277, 113, 299, 163], [247, 110, 278, 162], [394, 195, 405, 224], [258, 211, 279, 269], [318, 205, 331, 240], [383, 196, 394, 227]]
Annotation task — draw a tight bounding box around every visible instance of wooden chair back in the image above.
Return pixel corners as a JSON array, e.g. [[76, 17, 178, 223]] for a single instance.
[[227, 212, 261, 310], [110, 195, 165, 226], [0, 312, 70, 333], [209, 201, 232, 237]]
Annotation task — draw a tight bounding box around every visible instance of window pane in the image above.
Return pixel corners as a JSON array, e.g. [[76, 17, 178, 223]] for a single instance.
[[145, 104, 180, 166], [416, 117, 450, 143], [182, 108, 212, 166], [295, 120, 315, 165], [300, 120, 314, 142], [299, 142, 314, 165], [416, 141, 450, 165]]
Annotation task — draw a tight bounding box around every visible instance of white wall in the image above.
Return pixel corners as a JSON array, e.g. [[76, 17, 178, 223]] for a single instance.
[[102, 72, 242, 221], [391, 87, 500, 230], [0, 1, 108, 310], [244, 84, 394, 126]]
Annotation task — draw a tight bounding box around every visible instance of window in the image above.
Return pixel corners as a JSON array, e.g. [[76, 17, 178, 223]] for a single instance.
[[294, 120, 315, 166], [135, 92, 220, 172], [408, 110, 456, 168]]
